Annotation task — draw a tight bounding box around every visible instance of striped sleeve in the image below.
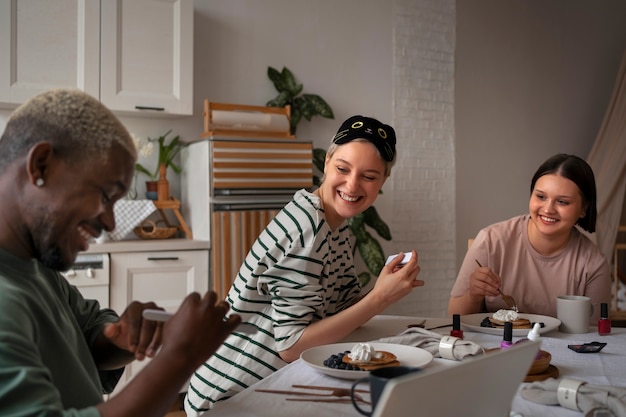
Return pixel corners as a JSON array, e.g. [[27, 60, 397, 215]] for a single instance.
[[184, 190, 361, 415]]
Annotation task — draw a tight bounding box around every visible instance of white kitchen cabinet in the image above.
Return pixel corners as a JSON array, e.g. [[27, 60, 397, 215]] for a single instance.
[[99, 0, 193, 115], [109, 248, 208, 394], [0, 0, 100, 104], [0, 0, 193, 116]]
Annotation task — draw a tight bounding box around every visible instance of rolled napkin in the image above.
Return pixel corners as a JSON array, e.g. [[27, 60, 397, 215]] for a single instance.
[[521, 377, 626, 417], [373, 327, 485, 360]]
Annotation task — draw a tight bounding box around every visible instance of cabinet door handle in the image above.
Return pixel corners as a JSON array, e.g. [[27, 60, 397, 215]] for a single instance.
[[147, 257, 179, 261], [135, 105, 165, 111]]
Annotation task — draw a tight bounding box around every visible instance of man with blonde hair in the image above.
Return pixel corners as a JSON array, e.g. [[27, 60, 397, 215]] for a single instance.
[[0, 89, 240, 417]]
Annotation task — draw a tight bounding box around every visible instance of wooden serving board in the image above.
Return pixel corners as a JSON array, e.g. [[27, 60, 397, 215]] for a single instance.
[[524, 365, 559, 382]]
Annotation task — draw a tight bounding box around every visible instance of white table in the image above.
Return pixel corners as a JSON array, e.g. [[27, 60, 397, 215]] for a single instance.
[[208, 316, 626, 417]]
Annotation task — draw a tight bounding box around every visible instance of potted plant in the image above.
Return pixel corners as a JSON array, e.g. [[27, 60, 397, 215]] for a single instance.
[[266, 66, 334, 135], [133, 130, 183, 200]]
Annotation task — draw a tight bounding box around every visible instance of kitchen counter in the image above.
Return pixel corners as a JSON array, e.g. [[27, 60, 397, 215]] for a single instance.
[[82, 238, 210, 254]]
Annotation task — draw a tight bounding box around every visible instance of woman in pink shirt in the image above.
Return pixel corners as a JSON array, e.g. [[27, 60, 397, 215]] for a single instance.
[[449, 154, 611, 320]]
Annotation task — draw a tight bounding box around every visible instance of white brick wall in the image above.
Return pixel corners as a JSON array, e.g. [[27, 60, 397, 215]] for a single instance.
[[384, 0, 456, 317]]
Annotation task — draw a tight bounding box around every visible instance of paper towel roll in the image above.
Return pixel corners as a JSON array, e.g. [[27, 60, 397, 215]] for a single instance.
[[211, 110, 290, 132]]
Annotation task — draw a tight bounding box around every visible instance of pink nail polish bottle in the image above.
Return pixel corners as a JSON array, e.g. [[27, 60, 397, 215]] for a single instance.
[[501, 321, 513, 349]]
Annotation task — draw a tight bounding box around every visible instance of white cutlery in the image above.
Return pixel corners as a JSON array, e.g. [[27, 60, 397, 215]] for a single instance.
[[142, 309, 258, 334]]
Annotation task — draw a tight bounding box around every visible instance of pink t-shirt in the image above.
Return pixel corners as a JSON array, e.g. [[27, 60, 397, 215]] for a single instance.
[[451, 215, 611, 320]]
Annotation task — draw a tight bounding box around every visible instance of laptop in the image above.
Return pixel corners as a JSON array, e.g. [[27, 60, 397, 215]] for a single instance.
[[372, 340, 540, 417]]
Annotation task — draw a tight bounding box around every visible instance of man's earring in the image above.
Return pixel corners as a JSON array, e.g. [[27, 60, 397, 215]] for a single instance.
[[35, 178, 44, 187]]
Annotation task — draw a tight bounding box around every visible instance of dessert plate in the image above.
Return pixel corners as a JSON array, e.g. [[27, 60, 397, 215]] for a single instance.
[[460, 313, 561, 336], [300, 342, 433, 380]]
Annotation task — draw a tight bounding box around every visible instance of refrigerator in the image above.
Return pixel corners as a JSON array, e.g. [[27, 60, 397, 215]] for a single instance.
[[181, 138, 313, 297]]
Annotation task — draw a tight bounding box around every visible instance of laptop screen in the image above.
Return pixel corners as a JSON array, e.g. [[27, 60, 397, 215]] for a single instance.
[[372, 340, 540, 417]]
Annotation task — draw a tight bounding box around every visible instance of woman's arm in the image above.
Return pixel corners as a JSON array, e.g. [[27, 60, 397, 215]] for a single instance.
[[278, 251, 423, 362], [448, 292, 486, 316], [448, 233, 501, 316], [583, 252, 612, 322]]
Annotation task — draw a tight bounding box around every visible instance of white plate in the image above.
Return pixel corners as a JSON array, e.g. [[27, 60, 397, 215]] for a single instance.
[[300, 342, 433, 380], [460, 313, 561, 336]]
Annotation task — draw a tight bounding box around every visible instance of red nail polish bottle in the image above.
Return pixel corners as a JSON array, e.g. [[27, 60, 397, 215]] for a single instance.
[[598, 303, 611, 336], [450, 314, 464, 339]]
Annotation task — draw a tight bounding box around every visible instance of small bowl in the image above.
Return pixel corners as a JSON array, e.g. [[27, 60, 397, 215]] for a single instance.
[[527, 350, 551, 375]]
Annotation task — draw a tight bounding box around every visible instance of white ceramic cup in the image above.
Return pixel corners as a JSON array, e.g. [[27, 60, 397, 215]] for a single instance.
[[556, 295, 593, 333]]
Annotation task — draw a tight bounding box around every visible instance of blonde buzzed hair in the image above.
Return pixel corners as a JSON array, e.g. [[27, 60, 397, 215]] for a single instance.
[[0, 89, 136, 172]]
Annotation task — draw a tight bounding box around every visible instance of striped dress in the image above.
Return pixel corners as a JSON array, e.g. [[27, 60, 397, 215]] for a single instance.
[[185, 189, 361, 415]]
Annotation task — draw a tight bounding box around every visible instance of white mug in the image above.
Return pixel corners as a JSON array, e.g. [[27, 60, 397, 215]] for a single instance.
[[556, 295, 593, 334]]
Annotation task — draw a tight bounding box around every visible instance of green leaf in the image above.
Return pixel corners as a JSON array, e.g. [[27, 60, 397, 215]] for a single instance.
[[162, 135, 181, 164], [168, 161, 181, 174], [356, 232, 385, 275], [266, 91, 290, 108], [290, 107, 303, 135], [134, 163, 155, 180], [265, 65, 334, 134], [363, 206, 392, 240], [347, 213, 366, 237], [267, 66, 287, 92], [357, 272, 372, 288], [296, 96, 313, 121], [312, 148, 326, 173], [280, 67, 303, 96], [302, 94, 334, 119], [136, 129, 185, 180]]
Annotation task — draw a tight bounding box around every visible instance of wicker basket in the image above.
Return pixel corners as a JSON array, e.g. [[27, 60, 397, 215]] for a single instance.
[[134, 220, 177, 240]]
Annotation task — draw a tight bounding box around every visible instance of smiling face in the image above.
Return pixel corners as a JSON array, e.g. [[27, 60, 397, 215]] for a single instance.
[[30, 143, 135, 271], [317, 141, 387, 230], [528, 174, 587, 245]]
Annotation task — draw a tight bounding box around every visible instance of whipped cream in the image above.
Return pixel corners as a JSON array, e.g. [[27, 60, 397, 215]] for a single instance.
[[347, 343, 383, 362], [492, 309, 519, 322]]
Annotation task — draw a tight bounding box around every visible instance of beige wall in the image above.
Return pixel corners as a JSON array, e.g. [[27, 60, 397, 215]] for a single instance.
[[193, 0, 393, 143], [455, 0, 626, 271], [1, 0, 625, 316]]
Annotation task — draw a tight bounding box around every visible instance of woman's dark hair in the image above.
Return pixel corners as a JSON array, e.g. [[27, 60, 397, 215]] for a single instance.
[[530, 154, 597, 233]]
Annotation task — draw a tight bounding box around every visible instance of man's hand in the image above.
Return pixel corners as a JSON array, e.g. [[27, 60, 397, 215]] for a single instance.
[[103, 301, 164, 360]]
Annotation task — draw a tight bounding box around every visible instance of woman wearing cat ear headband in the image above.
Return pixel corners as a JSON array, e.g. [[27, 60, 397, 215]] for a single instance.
[[186, 115, 424, 414]]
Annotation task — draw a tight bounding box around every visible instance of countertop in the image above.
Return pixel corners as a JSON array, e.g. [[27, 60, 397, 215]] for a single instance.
[[82, 238, 210, 254]]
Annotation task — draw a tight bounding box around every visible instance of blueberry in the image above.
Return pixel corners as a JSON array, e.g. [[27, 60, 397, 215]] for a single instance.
[[324, 350, 362, 370], [480, 317, 494, 328]]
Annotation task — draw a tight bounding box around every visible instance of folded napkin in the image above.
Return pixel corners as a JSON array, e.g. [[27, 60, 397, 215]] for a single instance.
[[521, 377, 626, 417], [374, 327, 485, 360], [107, 199, 157, 241]]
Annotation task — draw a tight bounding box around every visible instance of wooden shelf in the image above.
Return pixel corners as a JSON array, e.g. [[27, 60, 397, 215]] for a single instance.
[[154, 198, 192, 240], [201, 100, 295, 140]]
